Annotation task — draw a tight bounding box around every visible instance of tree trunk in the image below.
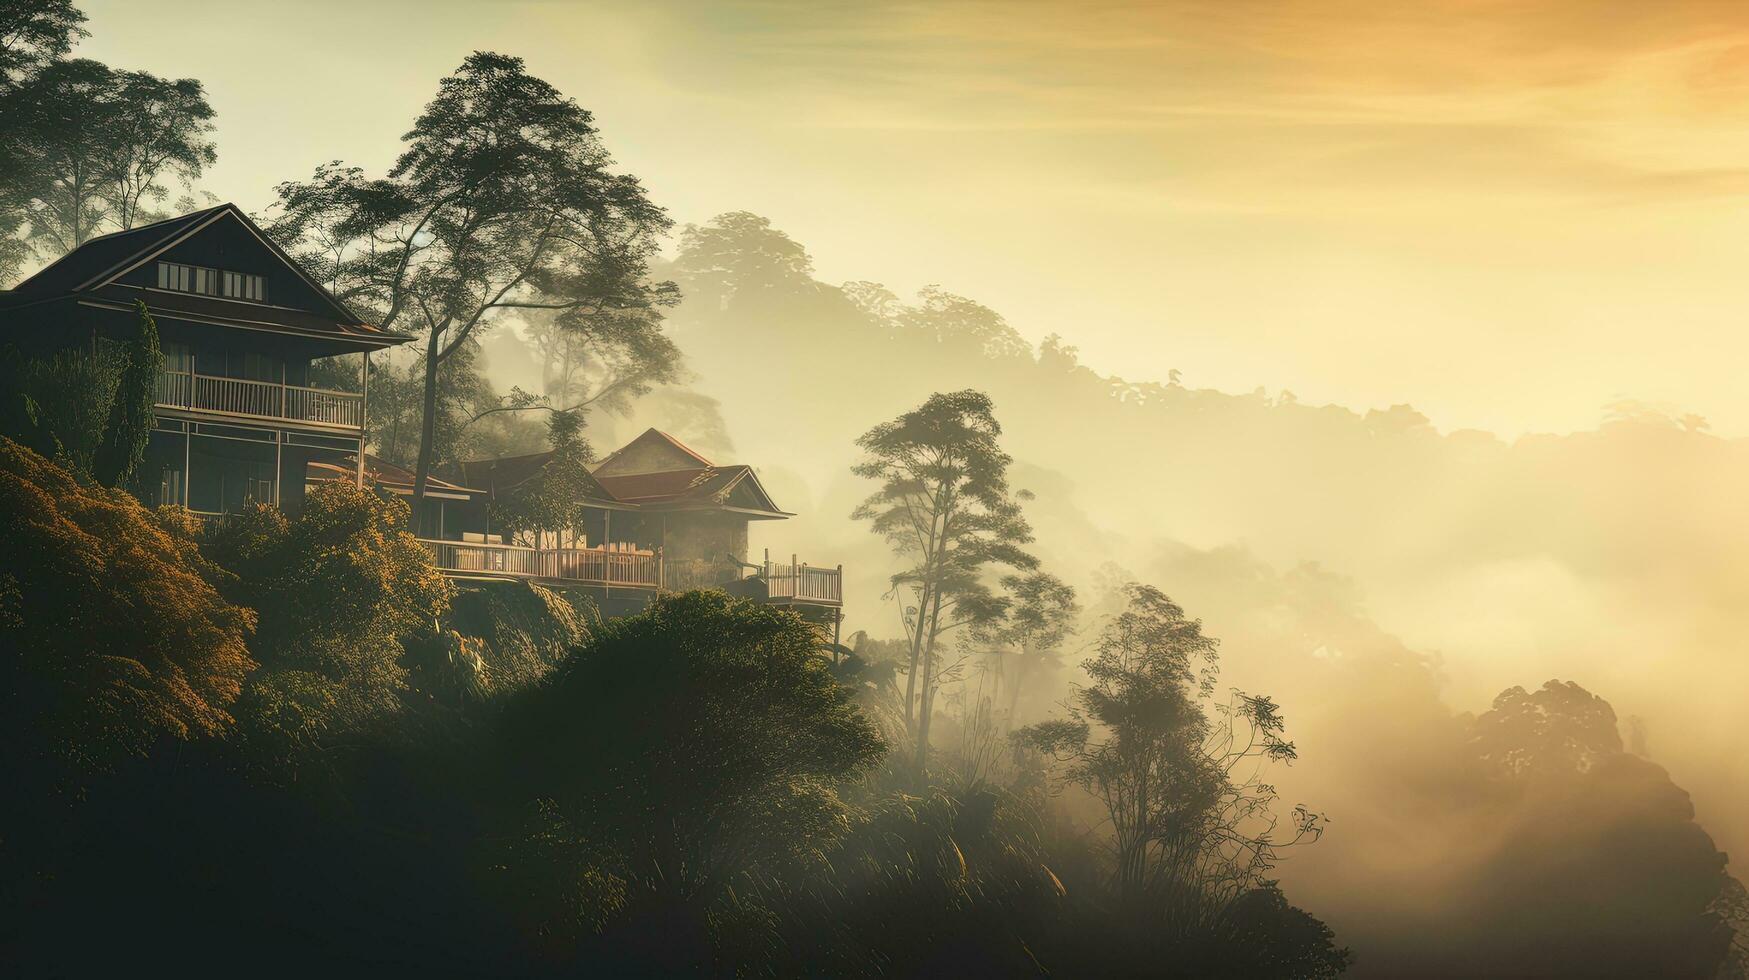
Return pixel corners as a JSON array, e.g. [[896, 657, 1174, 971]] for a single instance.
[[902, 580, 929, 734], [912, 586, 947, 780], [410, 324, 443, 533]]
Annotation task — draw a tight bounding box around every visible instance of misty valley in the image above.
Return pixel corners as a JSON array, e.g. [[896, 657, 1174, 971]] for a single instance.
[[1, 1, 1746, 978]]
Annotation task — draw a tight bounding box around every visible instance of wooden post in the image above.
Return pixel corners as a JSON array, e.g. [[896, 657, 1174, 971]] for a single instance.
[[356, 352, 367, 486]]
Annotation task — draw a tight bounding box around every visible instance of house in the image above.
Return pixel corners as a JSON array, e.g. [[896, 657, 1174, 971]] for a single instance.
[[378, 428, 845, 626], [1, 203, 407, 516], [4, 203, 842, 626]]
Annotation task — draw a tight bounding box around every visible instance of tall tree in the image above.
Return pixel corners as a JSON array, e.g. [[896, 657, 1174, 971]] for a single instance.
[[264, 52, 673, 527], [94, 68, 216, 230], [10, 57, 215, 258], [852, 389, 1036, 778], [0, 0, 85, 280]]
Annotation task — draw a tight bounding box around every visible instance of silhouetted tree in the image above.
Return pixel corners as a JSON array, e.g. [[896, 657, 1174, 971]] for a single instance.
[[264, 52, 673, 529], [10, 56, 215, 256], [853, 389, 1037, 778], [1019, 584, 1318, 913]]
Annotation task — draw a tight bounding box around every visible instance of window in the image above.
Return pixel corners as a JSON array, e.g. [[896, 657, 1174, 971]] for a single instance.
[[157, 262, 265, 302], [157, 261, 218, 295], [222, 271, 265, 302]]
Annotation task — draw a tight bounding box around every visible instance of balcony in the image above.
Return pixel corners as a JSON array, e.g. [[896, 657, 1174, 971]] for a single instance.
[[418, 540, 843, 606], [156, 370, 363, 429]]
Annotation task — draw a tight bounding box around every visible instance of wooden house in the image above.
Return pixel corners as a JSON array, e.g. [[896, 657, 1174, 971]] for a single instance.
[[1, 203, 406, 517]]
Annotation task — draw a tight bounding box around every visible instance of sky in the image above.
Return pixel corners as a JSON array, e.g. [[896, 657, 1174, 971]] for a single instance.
[[76, 0, 1749, 439]]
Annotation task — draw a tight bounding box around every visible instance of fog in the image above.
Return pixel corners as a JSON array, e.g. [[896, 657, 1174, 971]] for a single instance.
[[473, 211, 1748, 973]]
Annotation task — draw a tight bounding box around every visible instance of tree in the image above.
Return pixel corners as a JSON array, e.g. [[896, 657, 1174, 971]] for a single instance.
[[518, 300, 679, 421], [495, 590, 883, 969], [10, 57, 215, 258], [852, 390, 1037, 778], [92, 300, 160, 487], [92, 68, 216, 231], [671, 210, 818, 310], [0, 0, 85, 280], [0, 435, 254, 791], [1018, 584, 1317, 915], [488, 409, 595, 544], [264, 52, 674, 529]]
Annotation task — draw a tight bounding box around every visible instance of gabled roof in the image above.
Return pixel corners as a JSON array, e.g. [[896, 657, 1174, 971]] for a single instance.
[[594, 464, 790, 518], [591, 427, 715, 476], [10, 207, 219, 297], [5, 203, 405, 343]]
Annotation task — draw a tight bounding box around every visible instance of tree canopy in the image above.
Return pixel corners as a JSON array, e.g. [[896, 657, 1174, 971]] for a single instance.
[[264, 51, 675, 519]]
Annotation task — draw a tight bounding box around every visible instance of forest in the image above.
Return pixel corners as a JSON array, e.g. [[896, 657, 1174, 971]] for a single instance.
[[2, 2, 1747, 976]]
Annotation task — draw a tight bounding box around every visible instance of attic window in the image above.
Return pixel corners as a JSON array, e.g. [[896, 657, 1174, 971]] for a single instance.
[[157, 261, 217, 295], [222, 271, 265, 302], [156, 262, 266, 302]]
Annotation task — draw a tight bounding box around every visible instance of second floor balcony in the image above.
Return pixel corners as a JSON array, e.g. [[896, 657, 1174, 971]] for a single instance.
[[156, 369, 363, 430]]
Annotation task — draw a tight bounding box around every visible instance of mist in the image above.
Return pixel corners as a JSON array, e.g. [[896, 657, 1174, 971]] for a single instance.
[[473, 210, 1749, 973], [5, 0, 1746, 973]]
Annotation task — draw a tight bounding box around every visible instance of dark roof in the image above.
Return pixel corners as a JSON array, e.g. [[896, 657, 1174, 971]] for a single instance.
[[3, 203, 408, 345], [456, 450, 621, 506], [307, 454, 484, 496], [9, 207, 219, 296], [595, 464, 789, 517]]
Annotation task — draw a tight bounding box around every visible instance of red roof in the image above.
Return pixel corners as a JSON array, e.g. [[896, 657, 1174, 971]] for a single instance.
[[594, 464, 788, 516]]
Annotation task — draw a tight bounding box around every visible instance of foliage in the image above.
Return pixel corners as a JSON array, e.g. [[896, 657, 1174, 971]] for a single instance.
[[0, 336, 120, 473], [488, 410, 596, 542], [9, 56, 215, 255], [0, 304, 158, 487], [853, 389, 1037, 776], [0, 436, 253, 787], [1019, 584, 1314, 912], [497, 591, 884, 908], [206, 479, 450, 755], [974, 569, 1080, 727], [92, 300, 160, 487], [263, 52, 674, 520]]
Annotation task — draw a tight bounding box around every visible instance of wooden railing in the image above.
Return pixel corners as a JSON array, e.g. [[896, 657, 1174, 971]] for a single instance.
[[753, 552, 844, 605], [156, 371, 363, 429], [419, 540, 841, 605], [417, 539, 660, 588]]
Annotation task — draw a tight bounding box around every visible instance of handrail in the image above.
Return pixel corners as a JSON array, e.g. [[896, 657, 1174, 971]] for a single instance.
[[155, 370, 363, 429], [417, 538, 661, 588], [419, 539, 842, 605]]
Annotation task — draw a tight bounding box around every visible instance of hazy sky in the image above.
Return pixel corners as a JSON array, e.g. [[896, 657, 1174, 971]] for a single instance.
[[77, 0, 1749, 438]]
